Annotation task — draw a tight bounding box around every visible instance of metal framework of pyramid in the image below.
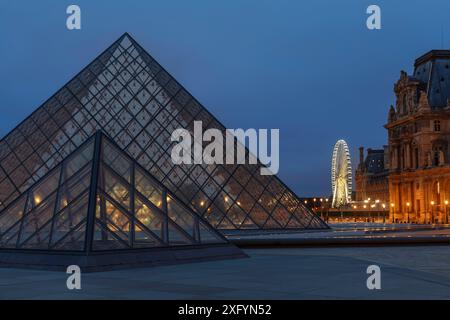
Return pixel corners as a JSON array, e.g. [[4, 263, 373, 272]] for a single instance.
[[0, 33, 328, 232], [0, 131, 244, 271]]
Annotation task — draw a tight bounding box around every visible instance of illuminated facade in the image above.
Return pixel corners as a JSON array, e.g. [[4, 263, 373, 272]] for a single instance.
[[0, 33, 327, 238], [331, 140, 352, 208], [386, 50, 450, 223]]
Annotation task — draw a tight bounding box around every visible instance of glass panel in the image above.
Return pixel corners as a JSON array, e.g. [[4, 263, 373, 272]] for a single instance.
[[0, 222, 20, 248], [308, 216, 327, 229], [135, 167, 163, 208], [203, 203, 225, 228], [21, 222, 52, 249], [93, 220, 130, 250], [135, 197, 164, 240], [286, 216, 305, 229], [50, 192, 89, 249], [133, 224, 161, 248], [102, 166, 131, 211], [52, 221, 86, 251], [18, 193, 56, 247], [104, 199, 131, 236], [30, 169, 60, 207], [236, 190, 256, 213], [63, 139, 94, 179], [293, 205, 314, 226], [198, 221, 226, 244], [167, 196, 196, 237], [102, 140, 132, 182], [271, 204, 291, 228], [263, 217, 282, 229], [0, 196, 26, 237], [216, 216, 234, 229], [248, 203, 270, 228], [240, 216, 258, 229], [168, 222, 193, 246], [57, 166, 91, 211], [226, 204, 247, 228]]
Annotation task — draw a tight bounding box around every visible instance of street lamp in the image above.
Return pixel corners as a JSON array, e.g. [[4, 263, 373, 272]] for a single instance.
[[406, 202, 410, 223], [445, 200, 449, 224], [391, 203, 395, 223], [430, 201, 435, 224]]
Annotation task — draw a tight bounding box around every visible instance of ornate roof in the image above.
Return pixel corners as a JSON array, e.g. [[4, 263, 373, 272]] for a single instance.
[[413, 50, 450, 108]]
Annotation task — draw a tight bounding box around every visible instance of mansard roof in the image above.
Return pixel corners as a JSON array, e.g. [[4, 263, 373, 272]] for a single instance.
[[413, 50, 450, 108]]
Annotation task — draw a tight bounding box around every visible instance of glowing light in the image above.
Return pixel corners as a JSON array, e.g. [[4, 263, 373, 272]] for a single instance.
[[431, 201, 435, 206], [237, 201, 241, 206], [406, 202, 410, 207], [445, 200, 449, 205], [34, 196, 42, 205], [363, 205, 367, 209], [224, 196, 229, 202], [391, 203, 395, 207], [304, 200, 308, 204], [200, 201, 205, 207], [353, 205, 357, 209], [375, 199, 380, 203]]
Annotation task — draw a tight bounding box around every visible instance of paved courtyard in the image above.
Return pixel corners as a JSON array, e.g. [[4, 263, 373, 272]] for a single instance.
[[1, 245, 450, 299]]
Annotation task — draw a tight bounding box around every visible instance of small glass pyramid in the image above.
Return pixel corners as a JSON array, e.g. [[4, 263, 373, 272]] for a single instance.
[[0, 131, 243, 271]]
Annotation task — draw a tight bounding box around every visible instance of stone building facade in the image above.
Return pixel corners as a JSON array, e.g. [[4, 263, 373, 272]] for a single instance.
[[386, 50, 450, 223], [355, 147, 389, 204]]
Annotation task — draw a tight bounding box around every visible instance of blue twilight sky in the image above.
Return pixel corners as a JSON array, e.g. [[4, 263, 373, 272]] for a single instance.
[[0, 0, 449, 197]]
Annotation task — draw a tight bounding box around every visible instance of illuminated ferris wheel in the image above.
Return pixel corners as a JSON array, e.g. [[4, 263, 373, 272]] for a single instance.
[[331, 139, 352, 208]]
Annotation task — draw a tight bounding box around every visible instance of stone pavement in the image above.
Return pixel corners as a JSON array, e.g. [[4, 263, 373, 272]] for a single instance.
[[1, 245, 450, 299]]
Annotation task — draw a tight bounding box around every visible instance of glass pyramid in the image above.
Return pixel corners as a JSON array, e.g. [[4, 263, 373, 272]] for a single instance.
[[0, 131, 244, 271], [0, 131, 230, 251], [0, 33, 328, 231]]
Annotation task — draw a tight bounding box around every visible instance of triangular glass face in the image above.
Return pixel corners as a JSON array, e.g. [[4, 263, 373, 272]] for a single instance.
[[0, 33, 327, 231], [92, 133, 228, 251]]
